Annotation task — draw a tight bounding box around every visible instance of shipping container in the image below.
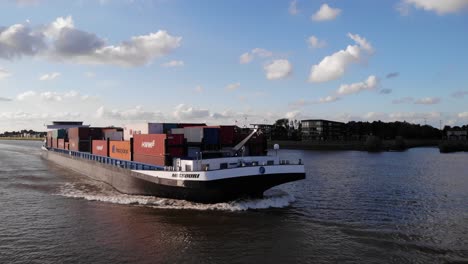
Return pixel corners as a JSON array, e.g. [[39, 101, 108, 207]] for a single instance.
[[109, 141, 132, 161], [166, 134, 184, 145], [65, 142, 69, 150], [92, 140, 108, 157], [220, 126, 238, 146], [123, 123, 163, 141], [52, 129, 67, 139], [58, 138, 65, 149], [170, 128, 184, 135], [88, 127, 103, 139], [166, 146, 186, 157], [52, 138, 58, 148], [177, 123, 206, 128], [203, 127, 220, 145], [47, 137, 52, 148], [163, 123, 178, 134], [133, 134, 166, 156], [184, 127, 204, 143], [133, 154, 166, 167], [68, 127, 89, 139], [104, 131, 123, 141], [69, 138, 90, 152], [187, 146, 201, 158]]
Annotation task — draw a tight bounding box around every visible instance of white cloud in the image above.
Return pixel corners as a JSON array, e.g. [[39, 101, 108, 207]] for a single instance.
[[239, 48, 272, 64], [14, 0, 40, 6], [451, 90, 468, 98], [16, 90, 93, 102], [225, 82, 241, 91], [96, 105, 163, 120], [16, 90, 37, 100], [392, 97, 414, 104], [0, 111, 80, 121], [458, 112, 468, 118], [337, 75, 379, 95], [318, 95, 339, 103], [309, 33, 373, 83], [39, 72, 60, 81], [414, 97, 441, 105], [307, 35, 326, 49], [0, 97, 12, 101], [0, 68, 12, 79], [0, 16, 182, 67], [285, 110, 301, 119], [173, 104, 210, 120], [289, 0, 299, 15], [398, 0, 468, 15], [161, 60, 184, 67], [311, 4, 341, 21], [0, 23, 46, 59], [264, 59, 292, 80]]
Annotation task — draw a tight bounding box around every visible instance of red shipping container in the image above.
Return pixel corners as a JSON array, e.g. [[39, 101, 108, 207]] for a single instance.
[[69, 138, 90, 152], [220, 126, 238, 145], [92, 140, 108, 157], [166, 134, 184, 145], [133, 154, 166, 166], [47, 137, 52, 148], [167, 146, 185, 157], [52, 138, 57, 148], [58, 138, 65, 149], [68, 127, 89, 139], [65, 142, 69, 150], [133, 134, 166, 156], [109, 141, 131, 161]]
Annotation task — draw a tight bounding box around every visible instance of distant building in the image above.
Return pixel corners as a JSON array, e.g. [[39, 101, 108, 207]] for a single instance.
[[46, 121, 89, 130], [447, 130, 467, 140], [301, 119, 345, 140]]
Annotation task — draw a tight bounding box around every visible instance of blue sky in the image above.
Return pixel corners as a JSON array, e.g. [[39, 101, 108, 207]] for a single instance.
[[1, 0, 468, 131]]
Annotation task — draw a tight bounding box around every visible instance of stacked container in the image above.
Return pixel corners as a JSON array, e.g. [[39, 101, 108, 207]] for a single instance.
[[109, 141, 132, 161], [58, 138, 65, 149], [123, 123, 164, 141], [91, 140, 108, 157], [166, 134, 186, 158], [68, 127, 103, 152], [102, 128, 123, 141], [133, 134, 166, 166]]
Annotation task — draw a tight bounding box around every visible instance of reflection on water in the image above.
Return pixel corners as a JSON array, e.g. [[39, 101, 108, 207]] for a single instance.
[[0, 140, 467, 263]]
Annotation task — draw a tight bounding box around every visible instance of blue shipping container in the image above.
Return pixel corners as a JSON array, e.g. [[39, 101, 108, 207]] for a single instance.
[[203, 128, 220, 145]]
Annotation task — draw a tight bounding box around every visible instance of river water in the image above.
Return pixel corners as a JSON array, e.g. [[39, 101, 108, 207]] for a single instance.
[[0, 140, 467, 263]]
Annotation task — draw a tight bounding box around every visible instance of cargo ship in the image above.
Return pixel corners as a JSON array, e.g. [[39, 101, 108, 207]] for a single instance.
[[41, 121, 305, 203]]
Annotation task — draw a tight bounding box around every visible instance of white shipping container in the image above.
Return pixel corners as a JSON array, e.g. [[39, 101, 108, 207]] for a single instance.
[[171, 128, 185, 135], [184, 127, 204, 143], [123, 123, 163, 140], [104, 131, 123, 141]]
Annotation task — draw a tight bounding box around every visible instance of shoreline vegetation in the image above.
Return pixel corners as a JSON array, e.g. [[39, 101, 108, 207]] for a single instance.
[[0, 137, 45, 141], [269, 138, 468, 153]]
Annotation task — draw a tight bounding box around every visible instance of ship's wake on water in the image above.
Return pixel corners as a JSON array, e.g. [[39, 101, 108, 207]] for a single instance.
[[57, 182, 296, 211]]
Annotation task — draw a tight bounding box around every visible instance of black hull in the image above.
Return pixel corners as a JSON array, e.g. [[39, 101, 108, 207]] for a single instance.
[[137, 173, 306, 203]]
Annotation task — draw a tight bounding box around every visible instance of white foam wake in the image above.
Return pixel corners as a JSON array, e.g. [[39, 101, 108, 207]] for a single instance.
[[57, 183, 296, 211]]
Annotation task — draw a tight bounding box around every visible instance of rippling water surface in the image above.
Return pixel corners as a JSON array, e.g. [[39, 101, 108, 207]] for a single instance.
[[0, 140, 467, 263]]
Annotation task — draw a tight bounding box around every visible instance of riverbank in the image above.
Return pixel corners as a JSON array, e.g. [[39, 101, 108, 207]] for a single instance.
[[0, 137, 45, 141], [268, 139, 440, 151]]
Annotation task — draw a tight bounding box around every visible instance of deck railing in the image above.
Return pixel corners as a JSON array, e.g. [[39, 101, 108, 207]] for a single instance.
[[49, 148, 164, 171]]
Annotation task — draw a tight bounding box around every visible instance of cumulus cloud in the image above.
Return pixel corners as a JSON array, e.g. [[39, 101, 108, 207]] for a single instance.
[[161, 60, 184, 67], [311, 4, 341, 21], [285, 110, 301, 119], [0, 23, 46, 59], [0, 111, 80, 121], [392, 97, 414, 104], [173, 104, 210, 120], [39, 72, 60, 81], [318, 95, 339, 103], [225, 82, 240, 91], [386, 72, 399, 79], [337, 75, 379, 95], [0, 16, 181, 67], [0, 68, 12, 79], [398, 0, 468, 15], [264, 59, 292, 80], [458, 112, 468, 118], [239, 48, 273, 64], [16, 90, 93, 102], [0, 97, 12, 101], [307, 35, 326, 49], [414, 97, 441, 105], [451, 90, 468, 98], [289, 0, 299, 15], [96, 105, 164, 120], [308, 33, 373, 83]]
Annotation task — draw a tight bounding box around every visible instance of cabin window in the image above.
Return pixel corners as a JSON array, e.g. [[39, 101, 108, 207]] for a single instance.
[[185, 165, 192, 171]]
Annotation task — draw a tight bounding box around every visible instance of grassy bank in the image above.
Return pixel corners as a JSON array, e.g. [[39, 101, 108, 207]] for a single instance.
[[0, 137, 45, 141], [268, 139, 440, 151]]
